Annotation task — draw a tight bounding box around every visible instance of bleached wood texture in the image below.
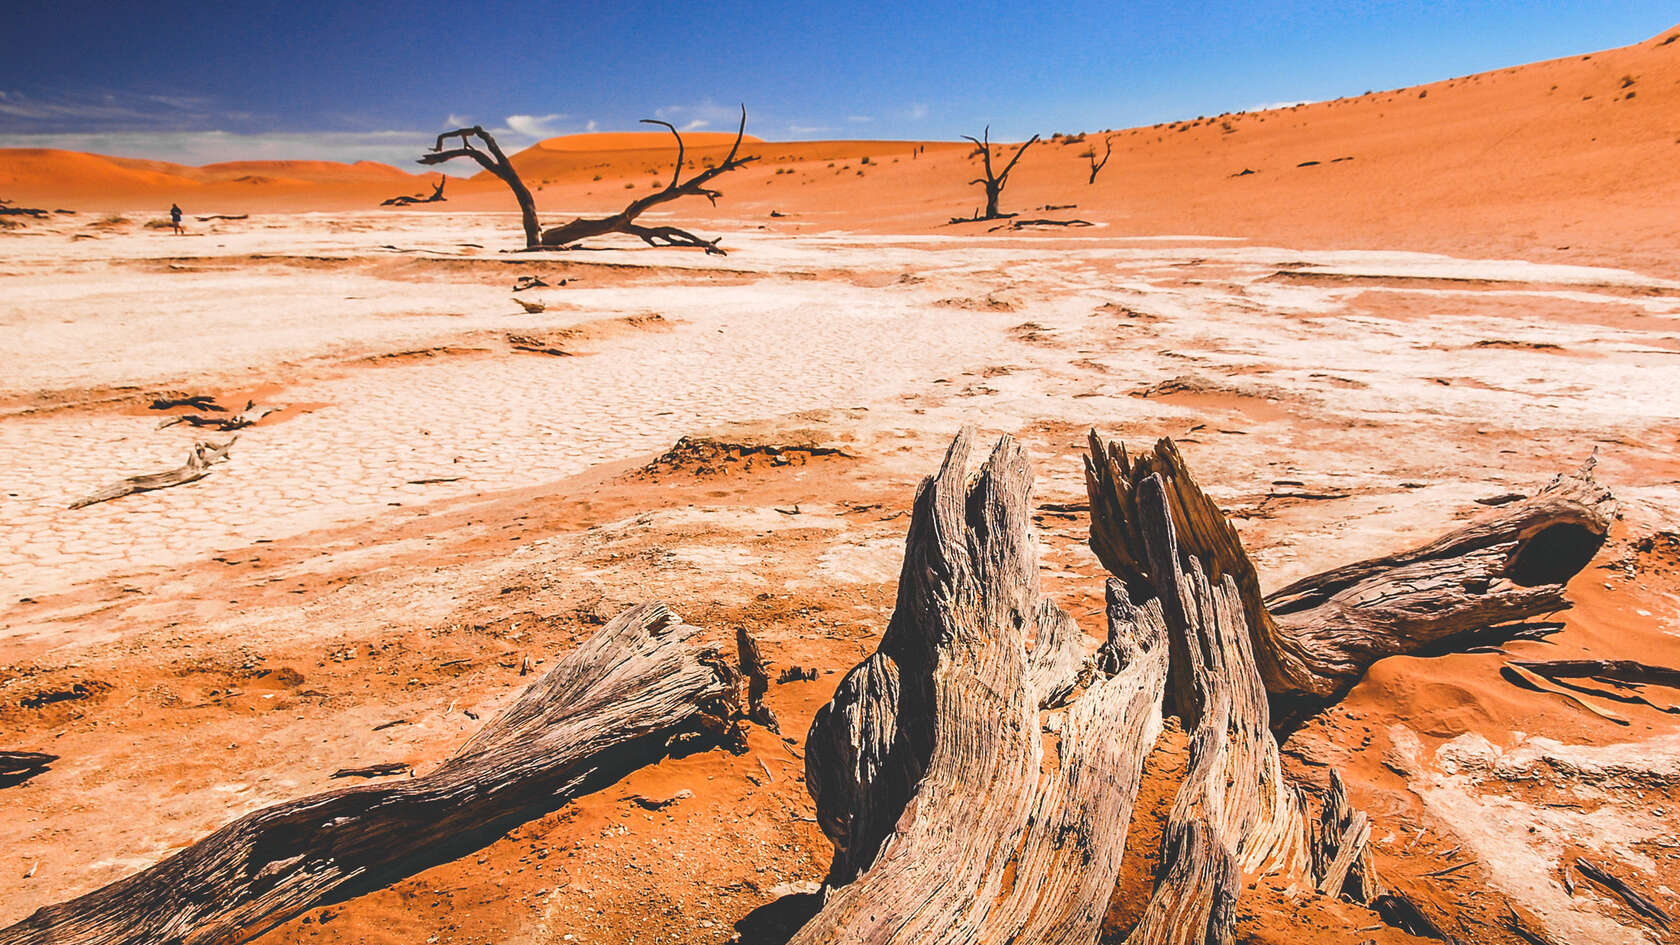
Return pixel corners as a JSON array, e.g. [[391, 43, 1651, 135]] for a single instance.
[[797, 429, 1169, 944], [0, 603, 742, 945], [1100, 473, 1306, 945], [1085, 433, 1614, 715]]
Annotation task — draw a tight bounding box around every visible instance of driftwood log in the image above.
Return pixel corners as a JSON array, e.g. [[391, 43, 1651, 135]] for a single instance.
[[536, 107, 757, 254], [1086, 434, 1614, 727], [69, 439, 235, 510], [0, 603, 745, 945]]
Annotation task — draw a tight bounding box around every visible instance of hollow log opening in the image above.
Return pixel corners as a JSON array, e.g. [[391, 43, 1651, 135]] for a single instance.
[[1506, 521, 1605, 587]]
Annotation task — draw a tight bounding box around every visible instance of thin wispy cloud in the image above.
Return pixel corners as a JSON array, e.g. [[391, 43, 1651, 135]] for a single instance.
[[3, 129, 443, 169], [846, 115, 873, 124], [905, 103, 929, 120], [0, 89, 216, 132]]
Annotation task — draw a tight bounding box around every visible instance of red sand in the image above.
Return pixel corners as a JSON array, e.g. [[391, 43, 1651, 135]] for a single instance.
[[5, 25, 1678, 272]]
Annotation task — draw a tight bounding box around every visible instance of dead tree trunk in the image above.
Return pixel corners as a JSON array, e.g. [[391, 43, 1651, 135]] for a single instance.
[[1085, 135, 1113, 184], [536, 107, 757, 254], [1082, 460, 1307, 945], [958, 126, 1039, 221], [418, 127, 541, 247], [1085, 434, 1613, 727], [0, 603, 744, 945], [795, 429, 1170, 944]]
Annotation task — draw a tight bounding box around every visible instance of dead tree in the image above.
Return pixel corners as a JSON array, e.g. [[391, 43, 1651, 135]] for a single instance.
[[1085, 434, 1613, 728], [0, 199, 49, 218], [0, 604, 746, 945], [536, 107, 758, 254], [1084, 135, 1113, 184], [957, 126, 1039, 221], [381, 176, 447, 206], [418, 127, 542, 247], [795, 430, 1171, 943]]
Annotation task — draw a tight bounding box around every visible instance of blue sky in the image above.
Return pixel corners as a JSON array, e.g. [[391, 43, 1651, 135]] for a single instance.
[[1, 1, 1674, 167]]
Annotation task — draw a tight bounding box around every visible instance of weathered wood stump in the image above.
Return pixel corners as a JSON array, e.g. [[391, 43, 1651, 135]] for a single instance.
[[0, 604, 744, 945], [792, 428, 1611, 945], [796, 429, 1170, 943]]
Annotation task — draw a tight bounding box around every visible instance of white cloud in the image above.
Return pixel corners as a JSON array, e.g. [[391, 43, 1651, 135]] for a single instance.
[[680, 119, 709, 131], [503, 113, 569, 138], [846, 115, 873, 124], [585, 119, 599, 132], [444, 113, 472, 128], [905, 103, 929, 120], [654, 100, 741, 128], [787, 124, 835, 135]]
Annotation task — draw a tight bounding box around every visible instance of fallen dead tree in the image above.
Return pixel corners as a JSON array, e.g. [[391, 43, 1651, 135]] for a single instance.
[[988, 217, 1093, 232], [417, 108, 757, 254], [68, 439, 234, 510], [381, 176, 447, 206], [0, 603, 748, 945], [534, 108, 757, 254], [1086, 435, 1614, 728], [156, 400, 275, 431], [0, 198, 49, 218]]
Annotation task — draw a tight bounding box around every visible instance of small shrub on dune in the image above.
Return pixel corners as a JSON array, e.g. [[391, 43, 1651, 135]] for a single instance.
[[144, 218, 173, 229]]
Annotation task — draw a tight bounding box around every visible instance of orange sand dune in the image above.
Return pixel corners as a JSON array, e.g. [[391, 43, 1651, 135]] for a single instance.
[[530, 130, 765, 152], [3, 24, 1678, 271], [0, 149, 433, 212]]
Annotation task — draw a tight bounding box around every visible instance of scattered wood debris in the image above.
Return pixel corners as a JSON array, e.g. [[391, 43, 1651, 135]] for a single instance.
[[69, 439, 235, 509], [330, 763, 410, 780], [157, 401, 275, 431]]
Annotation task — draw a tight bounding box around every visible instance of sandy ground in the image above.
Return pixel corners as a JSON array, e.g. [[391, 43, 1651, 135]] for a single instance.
[[5, 22, 1680, 945], [2, 205, 1679, 945]]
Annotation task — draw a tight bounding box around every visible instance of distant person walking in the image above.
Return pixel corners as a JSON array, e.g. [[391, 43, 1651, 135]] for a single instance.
[[169, 203, 183, 235]]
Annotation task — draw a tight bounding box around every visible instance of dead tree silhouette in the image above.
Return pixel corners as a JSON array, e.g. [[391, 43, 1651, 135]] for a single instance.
[[418, 108, 756, 254], [955, 126, 1039, 221]]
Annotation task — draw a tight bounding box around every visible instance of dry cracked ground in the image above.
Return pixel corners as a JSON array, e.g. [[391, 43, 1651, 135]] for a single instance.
[[3, 211, 1680, 944]]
